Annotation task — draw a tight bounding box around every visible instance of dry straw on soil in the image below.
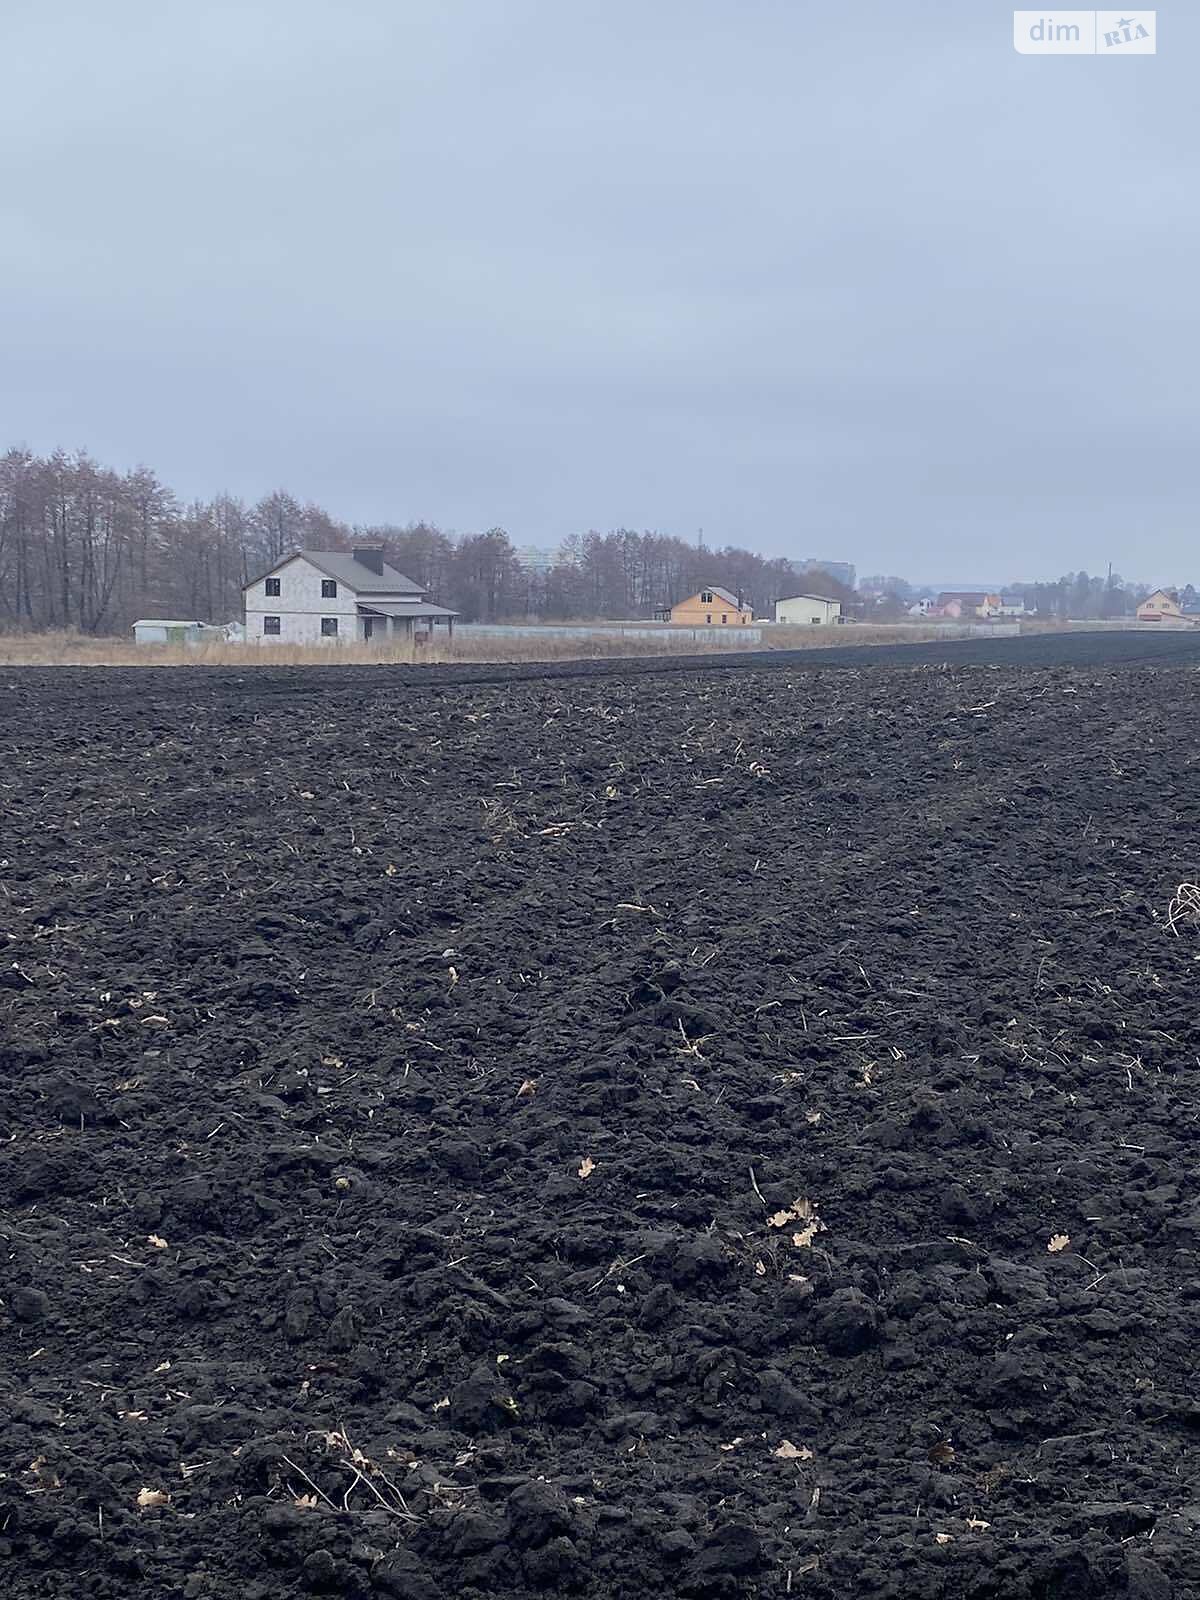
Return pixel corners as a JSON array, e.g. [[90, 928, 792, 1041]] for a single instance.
[[1166, 882, 1200, 935]]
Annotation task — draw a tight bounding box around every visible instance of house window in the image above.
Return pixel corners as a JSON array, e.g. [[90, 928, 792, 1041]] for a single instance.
[[706, 614, 712, 624], [721, 614, 728, 624], [263, 615, 281, 635], [811, 616, 820, 624], [321, 617, 338, 637], [321, 579, 337, 598], [265, 578, 280, 596], [701, 590, 714, 603]]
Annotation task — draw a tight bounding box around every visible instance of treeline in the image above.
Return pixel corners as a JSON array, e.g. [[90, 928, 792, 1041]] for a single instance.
[[0, 447, 849, 632], [1007, 572, 1191, 619]]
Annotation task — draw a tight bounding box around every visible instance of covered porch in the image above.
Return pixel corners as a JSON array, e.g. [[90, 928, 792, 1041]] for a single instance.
[[356, 601, 458, 647]]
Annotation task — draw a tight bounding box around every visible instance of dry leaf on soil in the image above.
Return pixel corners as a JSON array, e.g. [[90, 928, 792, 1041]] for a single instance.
[[966, 1517, 991, 1530], [769, 1197, 814, 1228], [517, 1079, 537, 1097], [773, 1440, 814, 1460], [294, 1494, 319, 1510], [769, 1197, 824, 1246], [1047, 1233, 1070, 1253], [578, 1156, 596, 1179], [136, 1488, 170, 1509], [147, 1235, 168, 1249]]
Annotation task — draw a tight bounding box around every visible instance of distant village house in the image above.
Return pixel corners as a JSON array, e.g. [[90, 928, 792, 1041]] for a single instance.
[[654, 586, 753, 625], [243, 547, 457, 645], [933, 591, 1001, 619], [1136, 589, 1191, 623], [774, 592, 842, 625]]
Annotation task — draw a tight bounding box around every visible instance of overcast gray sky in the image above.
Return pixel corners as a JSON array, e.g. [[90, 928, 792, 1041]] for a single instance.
[[2, 2, 1193, 582]]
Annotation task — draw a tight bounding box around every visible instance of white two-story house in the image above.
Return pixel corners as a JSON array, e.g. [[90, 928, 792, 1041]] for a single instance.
[[243, 547, 457, 646]]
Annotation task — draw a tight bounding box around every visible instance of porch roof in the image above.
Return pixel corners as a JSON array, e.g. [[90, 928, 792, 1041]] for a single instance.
[[357, 601, 458, 620]]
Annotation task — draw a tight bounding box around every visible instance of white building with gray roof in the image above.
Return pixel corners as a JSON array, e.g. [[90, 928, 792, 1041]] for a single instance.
[[243, 546, 457, 646]]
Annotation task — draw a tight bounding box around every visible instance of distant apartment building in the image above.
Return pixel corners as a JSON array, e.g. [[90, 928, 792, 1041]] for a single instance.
[[515, 545, 560, 573], [797, 558, 856, 590]]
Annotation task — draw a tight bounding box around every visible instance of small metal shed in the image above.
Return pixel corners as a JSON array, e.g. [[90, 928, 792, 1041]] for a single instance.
[[132, 620, 206, 646]]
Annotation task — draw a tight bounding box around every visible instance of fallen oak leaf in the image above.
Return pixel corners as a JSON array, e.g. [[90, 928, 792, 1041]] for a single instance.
[[517, 1079, 537, 1097], [136, 1488, 170, 1510], [147, 1235, 168, 1249], [1047, 1233, 1070, 1253], [966, 1517, 991, 1531], [294, 1494, 319, 1510], [578, 1156, 596, 1179]]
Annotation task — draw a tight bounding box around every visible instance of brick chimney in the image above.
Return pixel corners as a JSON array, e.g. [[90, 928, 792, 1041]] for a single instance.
[[352, 545, 385, 576]]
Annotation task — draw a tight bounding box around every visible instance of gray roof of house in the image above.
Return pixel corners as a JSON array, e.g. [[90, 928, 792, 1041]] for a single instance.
[[703, 585, 744, 606], [776, 592, 841, 605], [357, 601, 458, 619], [245, 550, 423, 594]]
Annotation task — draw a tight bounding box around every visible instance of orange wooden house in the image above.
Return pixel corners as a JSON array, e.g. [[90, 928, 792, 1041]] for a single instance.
[[654, 585, 753, 625]]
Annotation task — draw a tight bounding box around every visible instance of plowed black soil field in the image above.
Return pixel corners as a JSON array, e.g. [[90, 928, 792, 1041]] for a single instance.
[[4, 637, 1200, 1599]]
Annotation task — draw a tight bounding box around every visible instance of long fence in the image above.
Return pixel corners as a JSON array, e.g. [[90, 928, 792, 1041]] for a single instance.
[[456, 622, 765, 645], [455, 620, 1019, 646]]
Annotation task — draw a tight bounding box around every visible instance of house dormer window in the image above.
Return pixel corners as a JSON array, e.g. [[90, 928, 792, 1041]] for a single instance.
[[265, 578, 281, 596], [321, 579, 337, 598], [701, 590, 714, 603]]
